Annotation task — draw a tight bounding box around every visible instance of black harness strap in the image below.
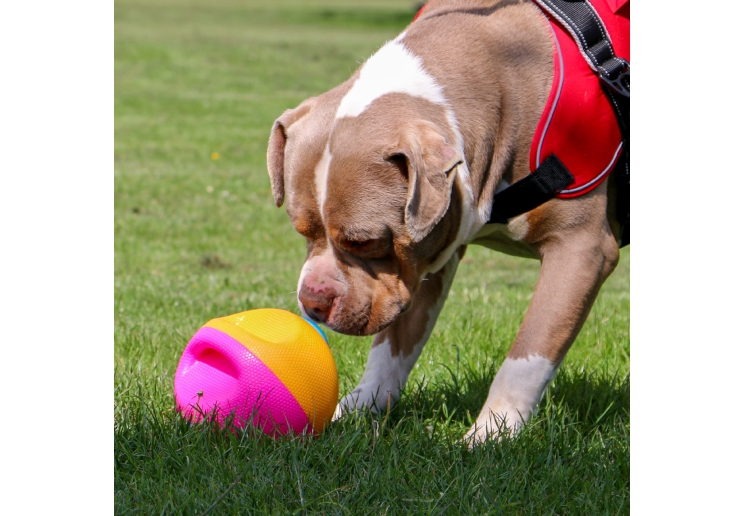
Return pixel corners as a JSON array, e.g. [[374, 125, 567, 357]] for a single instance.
[[488, 155, 573, 224], [533, 0, 629, 98], [487, 0, 630, 246]]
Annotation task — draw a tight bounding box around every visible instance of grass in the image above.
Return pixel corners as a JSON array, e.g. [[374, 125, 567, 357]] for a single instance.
[[114, 1, 630, 513]]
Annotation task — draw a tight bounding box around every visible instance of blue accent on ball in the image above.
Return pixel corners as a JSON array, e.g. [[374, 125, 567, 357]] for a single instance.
[[303, 317, 328, 343]]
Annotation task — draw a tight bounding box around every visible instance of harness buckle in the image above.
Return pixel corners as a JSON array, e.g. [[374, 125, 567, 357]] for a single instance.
[[600, 60, 630, 98]]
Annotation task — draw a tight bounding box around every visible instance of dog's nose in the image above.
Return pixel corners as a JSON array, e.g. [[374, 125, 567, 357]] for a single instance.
[[298, 286, 335, 324]]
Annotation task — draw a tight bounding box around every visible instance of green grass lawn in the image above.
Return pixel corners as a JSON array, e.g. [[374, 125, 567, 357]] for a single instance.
[[114, 1, 629, 513]]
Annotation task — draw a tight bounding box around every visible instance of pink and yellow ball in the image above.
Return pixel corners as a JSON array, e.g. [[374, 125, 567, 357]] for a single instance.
[[174, 309, 338, 436]]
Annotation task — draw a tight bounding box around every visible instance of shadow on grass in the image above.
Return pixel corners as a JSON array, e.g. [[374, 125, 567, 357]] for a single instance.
[[387, 358, 630, 437], [115, 365, 629, 515]]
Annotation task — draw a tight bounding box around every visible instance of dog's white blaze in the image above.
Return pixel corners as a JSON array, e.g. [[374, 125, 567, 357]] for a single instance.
[[334, 39, 470, 185], [335, 40, 447, 119], [314, 145, 332, 219], [467, 355, 557, 439]]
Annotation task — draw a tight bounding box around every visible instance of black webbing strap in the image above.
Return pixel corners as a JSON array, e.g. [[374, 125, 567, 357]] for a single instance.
[[533, 0, 629, 98], [488, 155, 574, 224]]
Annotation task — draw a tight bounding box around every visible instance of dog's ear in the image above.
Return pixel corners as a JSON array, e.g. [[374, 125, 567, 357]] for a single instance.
[[386, 120, 462, 242], [267, 99, 316, 207]]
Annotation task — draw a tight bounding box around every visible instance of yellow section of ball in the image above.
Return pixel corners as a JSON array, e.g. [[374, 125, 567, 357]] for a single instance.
[[204, 309, 339, 433]]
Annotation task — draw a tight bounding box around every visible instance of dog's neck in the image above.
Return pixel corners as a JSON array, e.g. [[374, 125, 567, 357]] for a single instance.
[[402, 2, 555, 228]]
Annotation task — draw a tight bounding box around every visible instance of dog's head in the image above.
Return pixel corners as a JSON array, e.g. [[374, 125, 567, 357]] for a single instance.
[[267, 89, 466, 335]]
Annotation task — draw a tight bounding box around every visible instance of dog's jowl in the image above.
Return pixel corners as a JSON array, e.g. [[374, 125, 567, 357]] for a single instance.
[[266, 0, 629, 444]]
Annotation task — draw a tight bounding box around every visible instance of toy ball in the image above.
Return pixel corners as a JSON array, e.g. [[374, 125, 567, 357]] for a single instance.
[[174, 308, 338, 437]]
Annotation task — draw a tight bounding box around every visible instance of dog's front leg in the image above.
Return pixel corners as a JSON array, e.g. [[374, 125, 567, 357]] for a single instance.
[[465, 225, 619, 444], [334, 248, 464, 419]]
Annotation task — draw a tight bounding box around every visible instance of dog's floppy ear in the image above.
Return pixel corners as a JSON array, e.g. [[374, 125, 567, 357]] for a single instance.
[[267, 99, 316, 207], [386, 120, 462, 242]]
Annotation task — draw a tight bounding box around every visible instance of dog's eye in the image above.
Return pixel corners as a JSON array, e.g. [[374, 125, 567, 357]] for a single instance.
[[340, 239, 372, 252], [339, 238, 389, 259]]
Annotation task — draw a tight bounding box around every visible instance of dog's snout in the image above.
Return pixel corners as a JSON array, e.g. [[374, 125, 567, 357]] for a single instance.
[[299, 285, 336, 324], [298, 259, 347, 324]]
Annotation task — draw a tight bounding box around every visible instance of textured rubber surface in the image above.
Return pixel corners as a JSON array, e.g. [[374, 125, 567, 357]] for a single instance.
[[174, 327, 311, 436], [174, 309, 338, 436]]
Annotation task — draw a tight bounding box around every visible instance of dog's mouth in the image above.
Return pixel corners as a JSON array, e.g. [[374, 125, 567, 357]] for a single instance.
[[302, 297, 405, 337]]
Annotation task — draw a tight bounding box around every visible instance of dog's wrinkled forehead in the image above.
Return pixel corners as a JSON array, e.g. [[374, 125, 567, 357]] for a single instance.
[[323, 147, 406, 240], [322, 95, 455, 230], [273, 37, 463, 246]]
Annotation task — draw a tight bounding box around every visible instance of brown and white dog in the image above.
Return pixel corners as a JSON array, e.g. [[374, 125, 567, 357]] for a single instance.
[[266, 0, 624, 443]]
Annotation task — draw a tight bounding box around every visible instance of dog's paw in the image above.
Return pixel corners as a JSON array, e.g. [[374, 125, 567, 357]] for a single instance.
[[462, 413, 521, 448], [332, 388, 395, 421], [332, 394, 360, 421], [332, 403, 346, 421]]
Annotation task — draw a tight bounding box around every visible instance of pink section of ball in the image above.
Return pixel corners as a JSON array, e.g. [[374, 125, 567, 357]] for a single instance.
[[174, 326, 312, 436]]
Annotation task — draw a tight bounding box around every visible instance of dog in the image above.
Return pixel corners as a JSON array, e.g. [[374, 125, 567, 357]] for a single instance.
[[266, 0, 628, 443]]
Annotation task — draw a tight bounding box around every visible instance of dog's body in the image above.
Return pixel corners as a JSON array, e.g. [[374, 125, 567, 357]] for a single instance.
[[267, 0, 625, 443]]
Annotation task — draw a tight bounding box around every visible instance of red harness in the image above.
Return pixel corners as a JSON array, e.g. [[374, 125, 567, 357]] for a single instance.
[[414, 0, 630, 199], [533, 0, 629, 198]]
